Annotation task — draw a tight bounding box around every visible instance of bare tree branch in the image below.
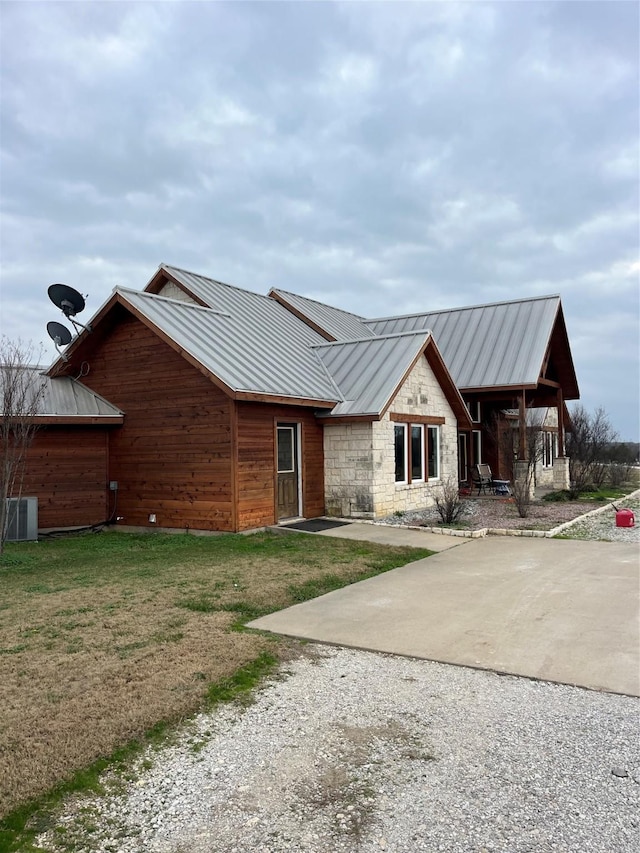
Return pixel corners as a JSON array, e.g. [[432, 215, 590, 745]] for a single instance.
[[0, 337, 46, 553]]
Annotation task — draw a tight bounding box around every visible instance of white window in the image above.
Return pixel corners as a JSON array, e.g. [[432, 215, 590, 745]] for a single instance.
[[427, 425, 440, 480], [466, 400, 481, 422], [542, 431, 557, 468], [472, 430, 482, 465], [411, 424, 425, 482], [394, 424, 407, 483]]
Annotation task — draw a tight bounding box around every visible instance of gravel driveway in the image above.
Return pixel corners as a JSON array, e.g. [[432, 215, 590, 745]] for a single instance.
[[36, 495, 640, 852], [39, 647, 640, 853]]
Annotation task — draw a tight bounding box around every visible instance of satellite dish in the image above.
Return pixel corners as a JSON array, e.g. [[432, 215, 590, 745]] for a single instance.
[[48, 283, 85, 317], [47, 321, 72, 361], [47, 283, 92, 333], [47, 321, 72, 346]]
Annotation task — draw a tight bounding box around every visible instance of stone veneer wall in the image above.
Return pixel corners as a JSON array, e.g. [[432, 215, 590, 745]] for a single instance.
[[323, 421, 375, 518], [533, 408, 558, 488], [158, 282, 198, 303], [323, 354, 458, 518]]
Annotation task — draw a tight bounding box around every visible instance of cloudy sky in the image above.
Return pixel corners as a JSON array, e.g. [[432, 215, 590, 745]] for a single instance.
[[1, 1, 638, 438]]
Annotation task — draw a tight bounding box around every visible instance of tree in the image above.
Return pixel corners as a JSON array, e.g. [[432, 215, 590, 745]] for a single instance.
[[0, 338, 46, 554], [565, 404, 619, 498], [489, 409, 545, 517]]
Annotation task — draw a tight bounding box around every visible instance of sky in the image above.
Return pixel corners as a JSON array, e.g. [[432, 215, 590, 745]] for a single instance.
[[1, 0, 638, 439]]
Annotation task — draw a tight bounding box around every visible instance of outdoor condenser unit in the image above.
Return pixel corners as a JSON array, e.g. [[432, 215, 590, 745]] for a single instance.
[[4, 497, 38, 542]]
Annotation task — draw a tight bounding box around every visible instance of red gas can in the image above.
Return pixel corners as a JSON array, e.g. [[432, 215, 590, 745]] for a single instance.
[[615, 509, 635, 528]]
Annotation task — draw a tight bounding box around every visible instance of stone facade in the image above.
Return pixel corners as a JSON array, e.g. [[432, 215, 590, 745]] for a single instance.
[[324, 354, 458, 518]]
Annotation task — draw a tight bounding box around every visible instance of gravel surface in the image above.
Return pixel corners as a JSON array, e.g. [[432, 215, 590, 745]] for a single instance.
[[378, 493, 640, 539], [556, 499, 639, 543], [38, 647, 640, 853]]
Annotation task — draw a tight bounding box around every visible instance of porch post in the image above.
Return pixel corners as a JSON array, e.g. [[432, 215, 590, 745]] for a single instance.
[[518, 388, 527, 460], [556, 387, 565, 457], [514, 388, 534, 498], [553, 387, 570, 490]]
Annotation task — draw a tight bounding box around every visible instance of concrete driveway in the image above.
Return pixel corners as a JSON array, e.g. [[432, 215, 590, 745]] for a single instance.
[[249, 537, 640, 696]]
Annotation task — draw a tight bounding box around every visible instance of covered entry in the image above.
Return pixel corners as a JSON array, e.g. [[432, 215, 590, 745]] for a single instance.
[[276, 423, 301, 520]]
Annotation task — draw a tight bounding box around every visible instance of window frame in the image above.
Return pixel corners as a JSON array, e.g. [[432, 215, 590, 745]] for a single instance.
[[472, 429, 482, 466], [394, 423, 408, 484], [427, 425, 441, 481], [276, 426, 296, 474], [542, 431, 557, 468], [410, 424, 425, 483], [466, 400, 481, 423]]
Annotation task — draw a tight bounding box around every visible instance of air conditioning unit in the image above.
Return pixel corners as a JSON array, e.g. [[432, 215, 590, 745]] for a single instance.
[[4, 497, 38, 542]]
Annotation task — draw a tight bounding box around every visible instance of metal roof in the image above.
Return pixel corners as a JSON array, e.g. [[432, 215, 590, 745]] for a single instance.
[[313, 331, 431, 417], [268, 288, 374, 341], [364, 296, 561, 390], [0, 367, 123, 418], [118, 287, 343, 403]]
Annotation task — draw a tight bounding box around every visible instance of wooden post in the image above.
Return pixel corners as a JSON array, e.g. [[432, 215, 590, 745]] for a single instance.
[[557, 387, 565, 457], [518, 389, 527, 460]]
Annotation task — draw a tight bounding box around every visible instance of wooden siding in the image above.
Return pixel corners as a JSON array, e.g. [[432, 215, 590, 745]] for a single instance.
[[75, 309, 235, 531], [16, 427, 109, 528], [236, 402, 325, 530]]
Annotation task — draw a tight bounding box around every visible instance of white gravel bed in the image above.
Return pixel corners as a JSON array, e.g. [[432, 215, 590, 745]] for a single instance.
[[555, 499, 639, 543], [39, 647, 640, 853]]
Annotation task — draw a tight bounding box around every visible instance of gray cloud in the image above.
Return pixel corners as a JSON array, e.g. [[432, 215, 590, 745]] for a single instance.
[[1, 0, 638, 438]]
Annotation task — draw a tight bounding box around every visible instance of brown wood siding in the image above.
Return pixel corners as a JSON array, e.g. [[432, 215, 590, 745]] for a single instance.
[[16, 427, 109, 528], [236, 402, 325, 530], [77, 310, 235, 531]]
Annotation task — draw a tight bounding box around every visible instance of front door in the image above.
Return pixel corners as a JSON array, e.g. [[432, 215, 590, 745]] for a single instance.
[[277, 424, 300, 520]]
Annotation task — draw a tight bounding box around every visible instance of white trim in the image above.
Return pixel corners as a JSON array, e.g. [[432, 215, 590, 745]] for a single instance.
[[427, 425, 441, 481], [410, 423, 425, 482], [472, 429, 482, 465], [394, 423, 408, 484]]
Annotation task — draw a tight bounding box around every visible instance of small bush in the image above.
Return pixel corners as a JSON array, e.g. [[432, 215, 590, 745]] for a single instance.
[[434, 479, 464, 525], [511, 476, 533, 518], [542, 490, 572, 502]]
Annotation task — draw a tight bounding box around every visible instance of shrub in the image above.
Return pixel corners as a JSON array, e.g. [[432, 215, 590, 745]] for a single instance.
[[434, 479, 464, 525], [542, 490, 572, 502]]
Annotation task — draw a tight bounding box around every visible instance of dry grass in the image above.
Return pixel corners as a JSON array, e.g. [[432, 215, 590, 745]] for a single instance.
[[0, 530, 429, 819]]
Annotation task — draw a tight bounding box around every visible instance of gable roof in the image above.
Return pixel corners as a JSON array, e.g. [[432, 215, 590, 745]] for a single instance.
[[263, 286, 578, 399], [364, 295, 578, 397], [268, 288, 374, 342], [54, 286, 343, 405], [314, 331, 471, 425], [364, 295, 557, 388], [314, 331, 432, 418], [50, 262, 576, 420]]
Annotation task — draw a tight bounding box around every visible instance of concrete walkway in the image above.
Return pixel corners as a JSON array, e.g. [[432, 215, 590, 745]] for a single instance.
[[250, 535, 640, 696], [309, 521, 463, 551]]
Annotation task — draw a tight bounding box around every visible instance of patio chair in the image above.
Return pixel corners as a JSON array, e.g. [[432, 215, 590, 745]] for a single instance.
[[471, 463, 493, 495], [471, 463, 511, 496]]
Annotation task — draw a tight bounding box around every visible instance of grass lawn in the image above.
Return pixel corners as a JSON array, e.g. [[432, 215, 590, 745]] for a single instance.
[[0, 529, 431, 832]]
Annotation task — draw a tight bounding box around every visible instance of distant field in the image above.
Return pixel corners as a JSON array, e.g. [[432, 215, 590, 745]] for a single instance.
[[0, 530, 430, 820]]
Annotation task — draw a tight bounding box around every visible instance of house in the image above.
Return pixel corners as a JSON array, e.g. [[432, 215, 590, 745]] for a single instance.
[[12, 263, 579, 533]]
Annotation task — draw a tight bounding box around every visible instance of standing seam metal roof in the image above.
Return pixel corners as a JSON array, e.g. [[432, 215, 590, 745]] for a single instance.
[[118, 287, 343, 402], [0, 368, 123, 417], [268, 288, 374, 341], [313, 331, 432, 417], [364, 296, 561, 389]]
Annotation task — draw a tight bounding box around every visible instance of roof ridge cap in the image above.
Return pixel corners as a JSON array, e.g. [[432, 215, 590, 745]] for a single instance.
[[311, 329, 432, 348], [366, 294, 561, 324], [271, 287, 367, 320], [117, 287, 231, 317]]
